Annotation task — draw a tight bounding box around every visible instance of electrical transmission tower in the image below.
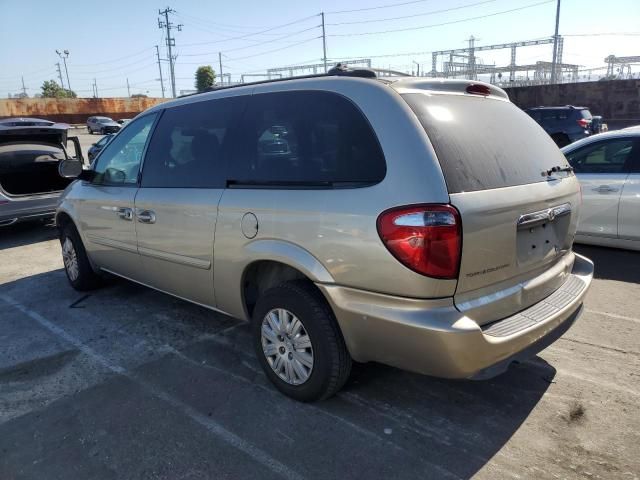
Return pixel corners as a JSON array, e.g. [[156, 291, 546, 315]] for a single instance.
[[158, 7, 182, 98]]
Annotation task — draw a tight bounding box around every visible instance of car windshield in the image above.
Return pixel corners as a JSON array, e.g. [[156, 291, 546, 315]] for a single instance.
[[99, 118, 114, 124]]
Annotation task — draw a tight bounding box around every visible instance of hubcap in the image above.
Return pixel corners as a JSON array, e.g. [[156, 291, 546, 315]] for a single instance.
[[261, 308, 314, 385], [62, 237, 79, 281]]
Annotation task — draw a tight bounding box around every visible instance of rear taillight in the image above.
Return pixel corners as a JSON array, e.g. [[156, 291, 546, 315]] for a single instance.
[[377, 204, 462, 279], [577, 118, 589, 129]]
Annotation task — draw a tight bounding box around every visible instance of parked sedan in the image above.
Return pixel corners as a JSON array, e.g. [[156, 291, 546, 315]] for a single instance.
[[562, 130, 640, 250], [87, 116, 121, 135], [87, 134, 113, 161]]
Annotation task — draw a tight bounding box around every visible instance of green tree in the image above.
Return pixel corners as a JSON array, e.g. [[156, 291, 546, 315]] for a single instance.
[[195, 66, 216, 92], [41, 80, 77, 98]]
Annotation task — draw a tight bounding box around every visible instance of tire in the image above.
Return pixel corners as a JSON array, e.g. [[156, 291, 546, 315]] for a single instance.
[[88, 127, 92, 134], [60, 223, 102, 291], [252, 281, 352, 402]]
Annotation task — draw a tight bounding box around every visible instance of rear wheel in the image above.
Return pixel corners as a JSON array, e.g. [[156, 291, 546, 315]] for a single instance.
[[88, 127, 92, 134], [60, 223, 102, 291], [252, 281, 352, 402]]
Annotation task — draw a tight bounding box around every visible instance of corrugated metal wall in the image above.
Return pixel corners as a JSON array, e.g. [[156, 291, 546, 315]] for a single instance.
[[0, 97, 169, 124]]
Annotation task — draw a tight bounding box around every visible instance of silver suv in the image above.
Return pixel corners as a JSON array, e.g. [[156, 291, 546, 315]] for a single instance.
[[57, 71, 593, 401]]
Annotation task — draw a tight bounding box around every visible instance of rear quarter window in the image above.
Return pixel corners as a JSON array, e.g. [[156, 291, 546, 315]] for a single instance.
[[228, 90, 386, 187], [403, 94, 568, 193]]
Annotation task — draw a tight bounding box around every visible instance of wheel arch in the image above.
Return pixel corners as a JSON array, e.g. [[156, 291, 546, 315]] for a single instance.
[[237, 240, 333, 317]]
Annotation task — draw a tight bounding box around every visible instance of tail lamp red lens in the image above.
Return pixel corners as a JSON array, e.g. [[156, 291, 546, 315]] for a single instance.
[[377, 204, 462, 279], [577, 118, 590, 129]]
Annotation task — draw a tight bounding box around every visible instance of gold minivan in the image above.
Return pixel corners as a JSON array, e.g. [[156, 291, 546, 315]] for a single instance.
[[57, 69, 593, 401]]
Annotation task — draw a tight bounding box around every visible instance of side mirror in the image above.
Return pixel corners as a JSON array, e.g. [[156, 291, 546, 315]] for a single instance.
[[58, 159, 83, 178], [91, 143, 97, 146]]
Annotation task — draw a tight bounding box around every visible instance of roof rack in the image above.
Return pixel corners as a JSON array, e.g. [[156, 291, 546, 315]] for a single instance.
[[180, 64, 380, 98]]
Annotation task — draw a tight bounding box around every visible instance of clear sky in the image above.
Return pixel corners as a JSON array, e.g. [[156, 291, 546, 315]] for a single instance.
[[1, 0, 638, 97]]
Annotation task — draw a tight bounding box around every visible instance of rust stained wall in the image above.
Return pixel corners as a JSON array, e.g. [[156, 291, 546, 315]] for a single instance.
[[0, 97, 169, 124], [504, 79, 640, 129]]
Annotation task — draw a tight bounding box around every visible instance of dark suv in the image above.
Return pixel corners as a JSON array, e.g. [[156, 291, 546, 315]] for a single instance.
[[525, 106, 593, 147]]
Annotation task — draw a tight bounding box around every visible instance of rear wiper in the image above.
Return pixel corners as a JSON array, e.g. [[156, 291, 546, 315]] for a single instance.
[[541, 165, 573, 178]]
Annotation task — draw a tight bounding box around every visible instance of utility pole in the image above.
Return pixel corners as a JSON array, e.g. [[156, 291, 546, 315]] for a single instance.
[[127, 78, 131, 97], [21, 76, 27, 97], [93, 78, 99, 98], [413, 61, 420, 77], [55, 63, 65, 89], [158, 7, 182, 98], [218, 52, 223, 86], [320, 12, 327, 73], [155, 45, 165, 98], [550, 0, 561, 84], [56, 50, 71, 91]]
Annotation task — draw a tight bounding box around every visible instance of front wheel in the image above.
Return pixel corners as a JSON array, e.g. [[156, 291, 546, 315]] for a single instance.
[[60, 223, 102, 291], [252, 281, 352, 402]]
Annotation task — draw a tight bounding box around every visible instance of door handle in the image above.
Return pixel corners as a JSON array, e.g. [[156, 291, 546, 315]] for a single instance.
[[136, 209, 156, 224], [592, 185, 618, 193], [116, 207, 133, 221]]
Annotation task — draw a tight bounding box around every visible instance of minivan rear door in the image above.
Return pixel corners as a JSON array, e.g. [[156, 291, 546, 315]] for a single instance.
[[403, 92, 581, 324]]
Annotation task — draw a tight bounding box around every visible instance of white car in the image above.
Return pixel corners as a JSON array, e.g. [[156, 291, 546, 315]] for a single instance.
[[562, 129, 640, 250]]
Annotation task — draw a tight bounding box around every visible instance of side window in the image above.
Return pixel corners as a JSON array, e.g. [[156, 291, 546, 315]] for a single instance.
[[541, 110, 568, 121], [141, 96, 246, 188], [229, 91, 386, 186], [566, 139, 635, 174], [92, 113, 157, 185]]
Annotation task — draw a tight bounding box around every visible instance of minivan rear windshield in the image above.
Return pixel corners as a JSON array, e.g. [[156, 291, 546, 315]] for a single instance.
[[402, 94, 567, 193]]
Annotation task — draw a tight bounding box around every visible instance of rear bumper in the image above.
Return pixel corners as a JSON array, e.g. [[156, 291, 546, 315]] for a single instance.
[[0, 195, 59, 226], [318, 253, 593, 379]]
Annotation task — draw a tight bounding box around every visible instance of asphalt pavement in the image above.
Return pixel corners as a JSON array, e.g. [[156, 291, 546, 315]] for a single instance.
[[0, 222, 639, 480]]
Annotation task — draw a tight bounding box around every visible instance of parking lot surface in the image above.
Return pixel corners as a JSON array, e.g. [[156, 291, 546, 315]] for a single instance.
[[1, 222, 639, 480]]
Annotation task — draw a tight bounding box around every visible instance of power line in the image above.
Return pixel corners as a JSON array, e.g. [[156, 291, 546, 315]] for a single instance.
[[175, 11, 304, 31], [73, 62, 158, 81], [326, 0, 432, 15], [228, 36, 321, 62], [179, 14, 319, 47], [71, 47, 155, 67], [179, 25, 320, 57], [562, 32, 640, 37], [327, 0, 501, 26], [328, 0, 555, 37], [180, 36, 321, 65], [174, 12, 307, 38]]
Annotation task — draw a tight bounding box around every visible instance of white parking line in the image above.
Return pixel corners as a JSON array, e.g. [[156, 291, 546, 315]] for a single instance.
[[0, 293, 304, 480], [586, 308, 640, 325]]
